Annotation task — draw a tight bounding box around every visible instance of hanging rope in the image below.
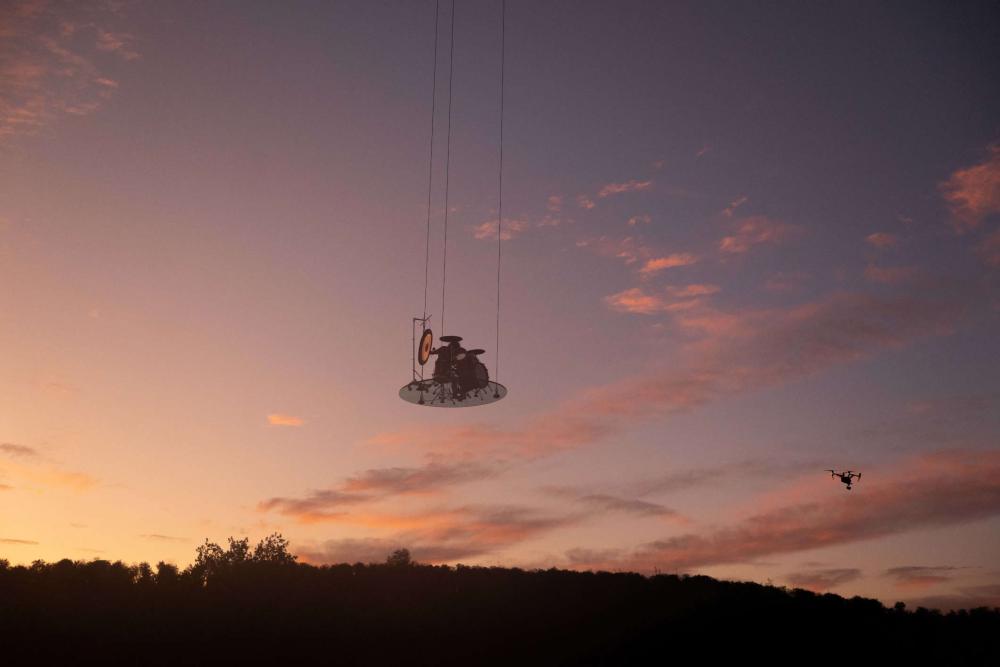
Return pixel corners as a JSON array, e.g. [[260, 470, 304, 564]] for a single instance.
[[440, 0, 456, 336], [422, 0, 440, 321], [494, 0, 505, 395]]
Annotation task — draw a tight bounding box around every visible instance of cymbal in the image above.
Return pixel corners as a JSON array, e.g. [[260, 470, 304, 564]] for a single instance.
[[440, 335, 463, 343], [466, 349, 485, 355]]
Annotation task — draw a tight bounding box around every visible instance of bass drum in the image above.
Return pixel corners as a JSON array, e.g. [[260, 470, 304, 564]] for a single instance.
[[473, 360, 489, 389]]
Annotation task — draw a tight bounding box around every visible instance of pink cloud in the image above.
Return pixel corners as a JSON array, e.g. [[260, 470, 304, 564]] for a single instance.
[[940, 145, 1000, 232], [719, 216, 798, 253], [639, 253, 699, 276], [293, 505, 577, 564], [95, 29, 140, 60], [665, 284, 720, 298], [267, 413, 303, 426], [722, 196, 747, 217], [577, 195, 596, 210], [259, 461, 502, 523], [603, 287, 702, 315], [0, 1, 138, 142], [547, 195, 562, 212], [473, 218, 528, 241], [371, 289, 961, 461], [566, 449, 1000, 573], [866, 232, 898, 249], [0, 442, 39, 459], [576, 235, 647, 264], [603, 284, 717, 316], [0, 457, 98, 491], [597, 180, 653, 198], [627, 214, 651, 226], [564, 492, 681, 520]]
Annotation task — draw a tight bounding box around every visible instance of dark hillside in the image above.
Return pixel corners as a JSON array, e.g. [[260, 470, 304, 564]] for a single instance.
[[2, 538, 997, 665]]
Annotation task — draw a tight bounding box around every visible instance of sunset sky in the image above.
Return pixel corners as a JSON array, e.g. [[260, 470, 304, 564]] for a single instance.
[[3, 0, 1000, 610]]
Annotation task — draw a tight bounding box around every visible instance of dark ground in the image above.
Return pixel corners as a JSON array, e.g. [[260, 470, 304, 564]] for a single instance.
[[2, 540, 997, 665]]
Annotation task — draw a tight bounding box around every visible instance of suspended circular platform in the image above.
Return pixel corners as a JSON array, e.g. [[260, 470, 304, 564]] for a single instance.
[[399, 379, 507, 407]]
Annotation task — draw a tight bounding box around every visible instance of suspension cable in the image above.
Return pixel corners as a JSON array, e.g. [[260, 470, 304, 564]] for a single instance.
[[422, 0, 440, 321], [494, 0, 505, 394], [440, 0, 456, 336]]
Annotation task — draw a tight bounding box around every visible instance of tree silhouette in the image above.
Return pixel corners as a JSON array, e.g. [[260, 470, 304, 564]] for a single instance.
[[253, 533, 296, 564], [1, 534, 997, 664], [386, 548, 413, 567]]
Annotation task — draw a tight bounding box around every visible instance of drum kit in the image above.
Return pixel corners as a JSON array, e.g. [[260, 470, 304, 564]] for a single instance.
[[398, 1, 508, 408], [399, 329, 507, 407]]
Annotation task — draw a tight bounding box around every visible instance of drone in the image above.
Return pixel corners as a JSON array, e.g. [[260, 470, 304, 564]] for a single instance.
[[399, 328, 507, 407], [826, 470, 861, 490]]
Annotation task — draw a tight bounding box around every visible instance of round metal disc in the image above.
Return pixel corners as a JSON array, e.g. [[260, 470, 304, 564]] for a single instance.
[[439, 335, 463, 343], [418, 329, 434, 365], [399, 379, 507, 407], [466, 348, 485, 355]]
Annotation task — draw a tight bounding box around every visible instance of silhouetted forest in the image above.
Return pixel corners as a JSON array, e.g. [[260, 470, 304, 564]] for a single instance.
[[2, 535, 997, 665]]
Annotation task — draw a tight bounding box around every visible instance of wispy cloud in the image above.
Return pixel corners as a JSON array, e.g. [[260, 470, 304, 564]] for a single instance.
[[0, 457, 98, 491], [577, 195, 596, 210], [786, 568, 863, 591], [0, 537, 39, 545], [866, 232, 898, 249], [884, 566, 965, 591], [342, 462, 498, 495], [0, 0, 139, 142], [372, 287, 962, 461], [0, 443, 39, 459], [603, 288, 676, 315], [472, 218, 528, 241], [630, 459, 820, 498], [259, 489, 370, 522], [903, 583, 1000, 611], [95, 28, 139, 60], [545, 487, 681, 519], [940, 145, 1000, 232], [638, 253, 699, 276], [564, 449, 1000, 573], [719, 215, 798, 254], [295, 505, 577, 564], [576, 235, 647, 265], [627, 214, 651, 226], [598, 180, 652, 198], [603, 286, 710, 315], [260, 461, 501, 523], [576, 236, 698, 277], [722, 196, 747, 217], [267, 413, 303, 427]]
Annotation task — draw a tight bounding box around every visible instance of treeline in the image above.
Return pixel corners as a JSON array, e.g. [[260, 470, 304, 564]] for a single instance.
[[1, 535, 997, 665]]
